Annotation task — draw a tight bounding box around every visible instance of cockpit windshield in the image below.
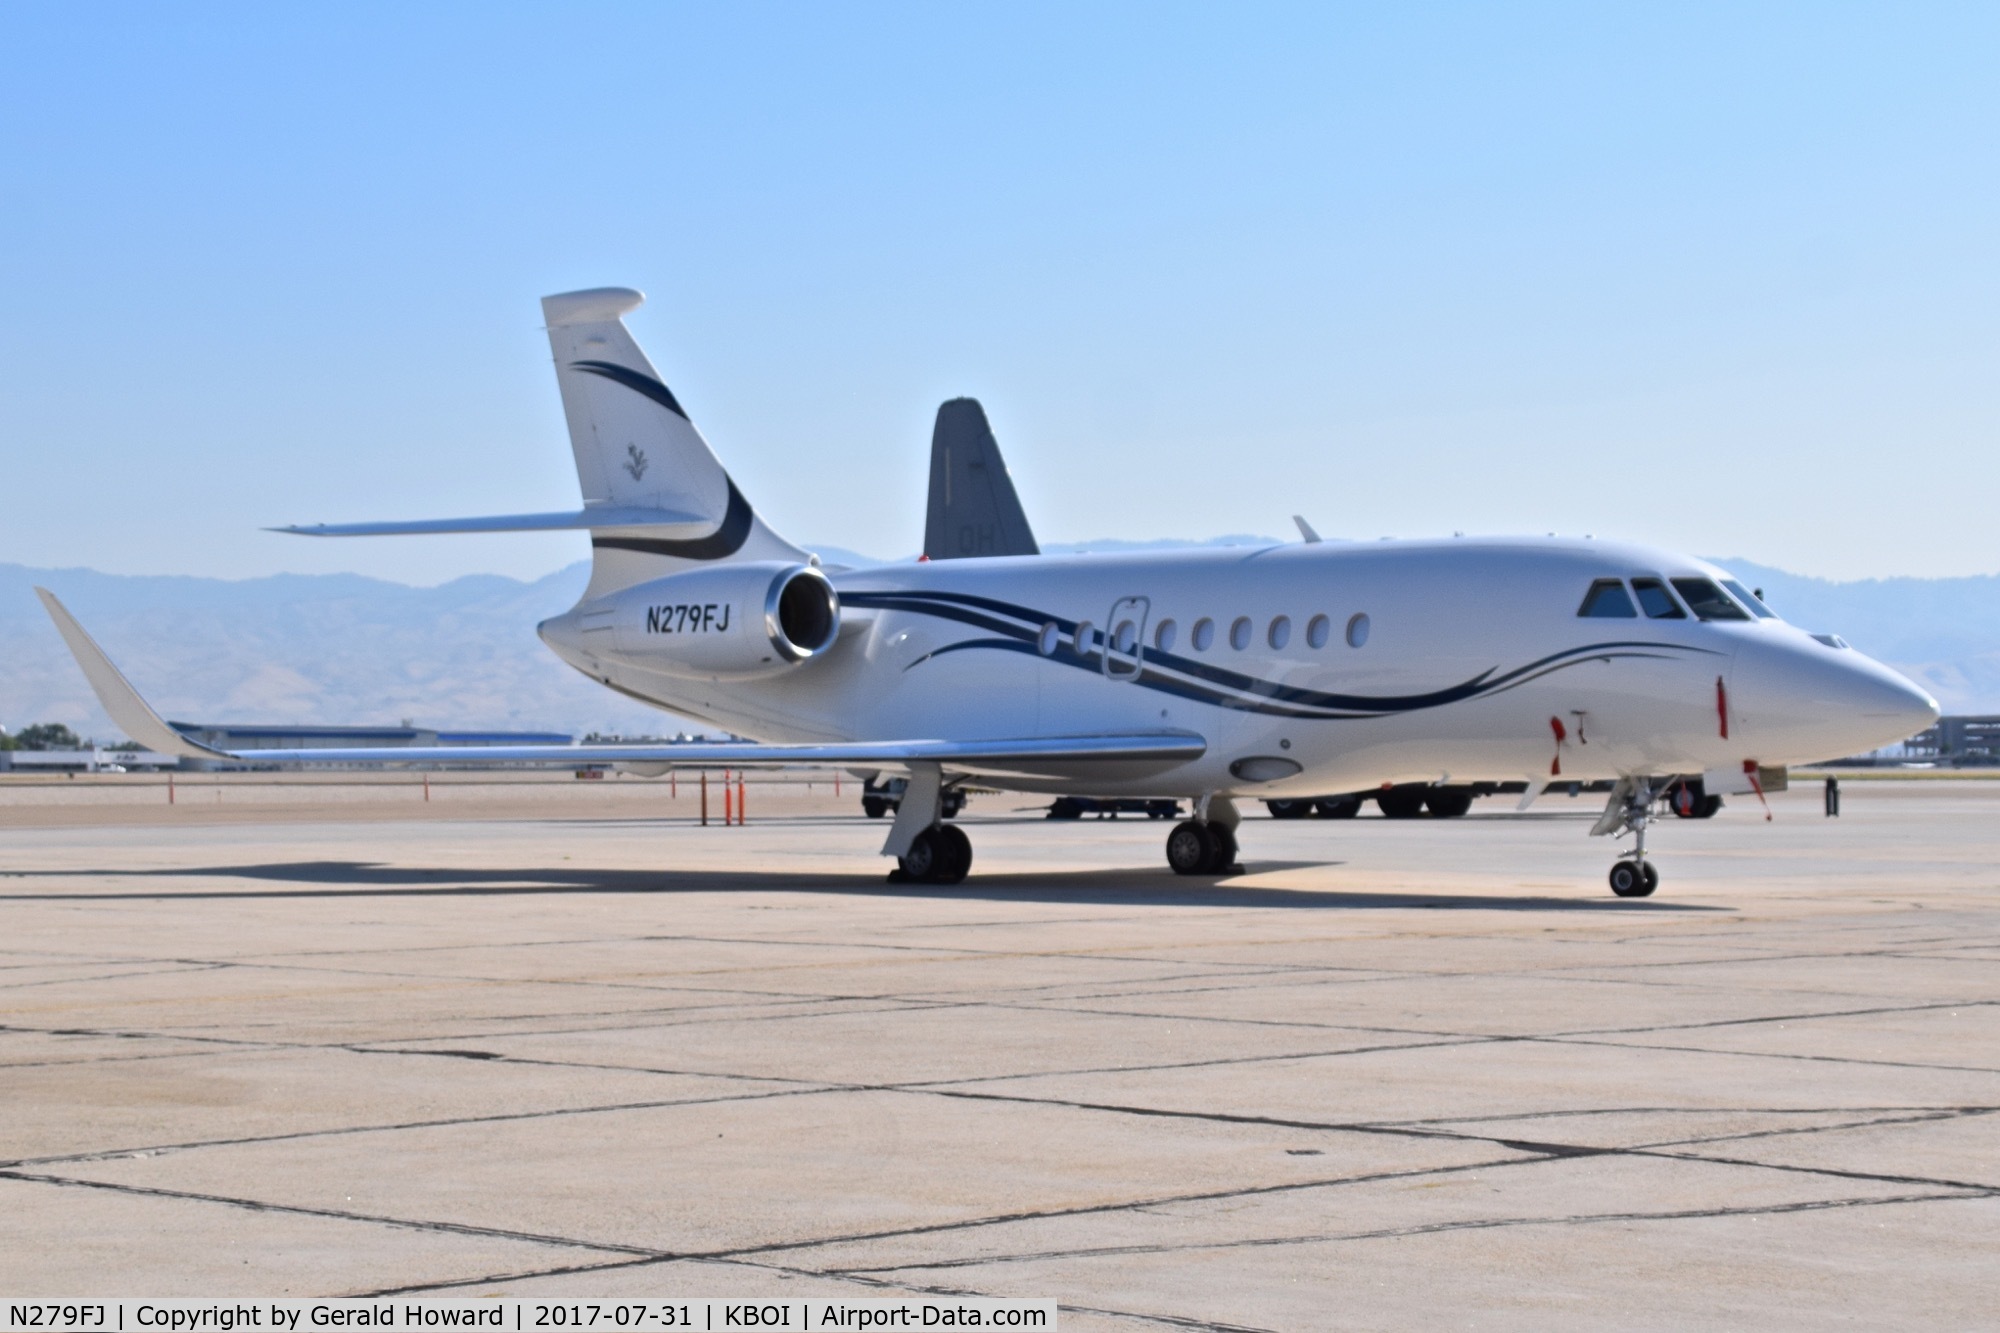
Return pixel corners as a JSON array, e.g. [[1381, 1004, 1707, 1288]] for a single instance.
[[1670, 578, 1751, 622], [1577, 579, 1638, 618], [1630, 578, 1685, 620], [1720, 579, 1777, 619]]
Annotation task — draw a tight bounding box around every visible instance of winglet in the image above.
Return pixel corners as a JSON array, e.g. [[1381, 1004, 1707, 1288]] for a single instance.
[[1293, 515, 1322, 544], [32, 589, 233, 761]]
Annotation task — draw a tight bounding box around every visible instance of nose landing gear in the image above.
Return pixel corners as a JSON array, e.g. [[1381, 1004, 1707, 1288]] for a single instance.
[[1608, 858, 1659, 898], [1594, 777, 1662, 898]]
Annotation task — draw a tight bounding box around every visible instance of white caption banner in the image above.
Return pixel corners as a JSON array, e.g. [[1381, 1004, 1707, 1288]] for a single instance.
[[2, 1303, 1054, 1333]]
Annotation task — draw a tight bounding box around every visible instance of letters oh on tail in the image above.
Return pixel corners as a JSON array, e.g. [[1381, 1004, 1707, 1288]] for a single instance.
[[543, 288, 807, 598]]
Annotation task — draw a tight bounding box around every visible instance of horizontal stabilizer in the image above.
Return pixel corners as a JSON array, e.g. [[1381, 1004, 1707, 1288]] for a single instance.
[[272, 506, 710, 538], [33, 589, 231, 761]]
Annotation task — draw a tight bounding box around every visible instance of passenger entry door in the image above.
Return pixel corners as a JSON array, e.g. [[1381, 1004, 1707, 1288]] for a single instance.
[[1104, 596, 1149, 680]]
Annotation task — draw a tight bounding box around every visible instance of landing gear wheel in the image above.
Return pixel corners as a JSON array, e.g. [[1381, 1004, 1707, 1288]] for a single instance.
[[1667, 781, 1724, 820], [1265, 799, 1312, 820], [1314, 796, 1361, 819], [1377, 786, 1429, 819], [933, 823, 972, 883], [1424, 787, 1474, 818], [1609, 860, 1658, 898], [896, 825, 972, 885], [862, 796, 889, 819], [1167, 820, 1219, 876], [1207, 822, 1240, 874]]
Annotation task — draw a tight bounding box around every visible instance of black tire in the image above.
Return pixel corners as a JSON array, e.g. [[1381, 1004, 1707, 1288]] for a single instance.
[[1377, 786, 1429, 819], [942, 791, 966, 819], [1166, 820, 1218, 876], [1047, 797, 1085, 820], [1609, 861, 1656, 898], [933, 824, 972, 884], [1424, 787, 1474, 818], [898, 827, 943, 881], [1696, 794, 1722, 818], [1265, 799, 1312, 820], [1207, 823, 1239, 873], [1667, 780, 1702, 819], [862, 796, 889, 819], [1314, 795, 1362, 819]]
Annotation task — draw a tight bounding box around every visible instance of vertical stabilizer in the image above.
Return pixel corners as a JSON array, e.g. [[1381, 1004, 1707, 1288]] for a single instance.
[[923, 398, 1040, 560], [541, 288, 806, 597]]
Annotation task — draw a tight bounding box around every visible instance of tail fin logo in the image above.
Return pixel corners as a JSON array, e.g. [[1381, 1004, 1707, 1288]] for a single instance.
[[624, 445, 649, 482]]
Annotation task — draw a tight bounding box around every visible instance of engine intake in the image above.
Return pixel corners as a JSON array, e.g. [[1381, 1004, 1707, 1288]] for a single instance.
[[596, 562, 840, 679]]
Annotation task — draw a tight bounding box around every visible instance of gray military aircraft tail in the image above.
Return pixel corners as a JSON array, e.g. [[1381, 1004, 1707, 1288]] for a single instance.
[[923, 398, 1039, 560]]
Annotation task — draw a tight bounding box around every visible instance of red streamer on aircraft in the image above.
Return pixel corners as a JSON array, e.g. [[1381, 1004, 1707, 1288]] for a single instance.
[[1549, 715, 1567, 776], [1717, 676, 1730, 740], [1744, 759, 1772, 821]]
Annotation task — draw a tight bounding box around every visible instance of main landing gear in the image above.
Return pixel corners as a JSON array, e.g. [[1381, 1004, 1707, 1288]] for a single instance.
[[882, 767, 972, 885], [1167, 798, 1244, 876], [892, 823, 972, 885]]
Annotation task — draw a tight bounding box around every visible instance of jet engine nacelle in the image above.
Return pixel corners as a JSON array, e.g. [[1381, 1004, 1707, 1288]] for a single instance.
[[600, 562, 840, 679]]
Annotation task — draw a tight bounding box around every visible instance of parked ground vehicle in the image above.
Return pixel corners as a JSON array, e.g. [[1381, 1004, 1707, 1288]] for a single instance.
[[861, 775, 966, 820], [1046, 796, 1182, 820]]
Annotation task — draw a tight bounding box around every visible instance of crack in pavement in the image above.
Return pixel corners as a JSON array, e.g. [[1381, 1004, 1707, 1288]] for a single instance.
[[0, 1168, 659, 1256], [830, 1189, 1984, 1276]]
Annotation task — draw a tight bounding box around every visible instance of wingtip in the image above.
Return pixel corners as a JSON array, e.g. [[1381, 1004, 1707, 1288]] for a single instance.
[[31, 588, 225, 762]]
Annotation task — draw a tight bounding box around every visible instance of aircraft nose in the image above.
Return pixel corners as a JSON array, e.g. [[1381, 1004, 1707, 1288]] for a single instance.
[[1863, 664, 1941, 737], [1733, 635, 1939, 762]]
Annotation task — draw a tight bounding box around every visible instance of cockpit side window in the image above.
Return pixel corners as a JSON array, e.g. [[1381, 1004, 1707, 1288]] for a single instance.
[[1720, 579, 1776, 619], [1671, 578, 1751, 622], [1577, 579, 1638, 618], [1630, 577, 1686, 619]]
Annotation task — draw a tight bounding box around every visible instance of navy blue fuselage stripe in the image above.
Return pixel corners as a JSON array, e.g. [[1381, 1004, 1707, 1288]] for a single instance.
[[592, 478, 755, 561], [569, 360, 691, 420], [843, 587, 1718, 718]]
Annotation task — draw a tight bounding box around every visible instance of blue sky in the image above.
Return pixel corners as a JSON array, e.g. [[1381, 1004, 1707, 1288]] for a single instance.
[[3, 3, 1995, 583]]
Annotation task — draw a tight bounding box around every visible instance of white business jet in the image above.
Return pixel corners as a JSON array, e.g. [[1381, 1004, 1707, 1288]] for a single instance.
[[39, 287, 1938, 896]]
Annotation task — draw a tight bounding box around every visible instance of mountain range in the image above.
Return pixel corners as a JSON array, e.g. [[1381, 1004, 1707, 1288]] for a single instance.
[[4, 548, 1993, 743]]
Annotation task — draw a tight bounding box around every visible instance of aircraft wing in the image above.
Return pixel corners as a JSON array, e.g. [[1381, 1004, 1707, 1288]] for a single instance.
[[35, 588, 1204, 780], [221, 733, 1205, 778], [35, 588, 235, 761]]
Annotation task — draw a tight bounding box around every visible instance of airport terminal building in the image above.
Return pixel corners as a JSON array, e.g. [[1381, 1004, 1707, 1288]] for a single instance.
[[0, 723, 573, 771]]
